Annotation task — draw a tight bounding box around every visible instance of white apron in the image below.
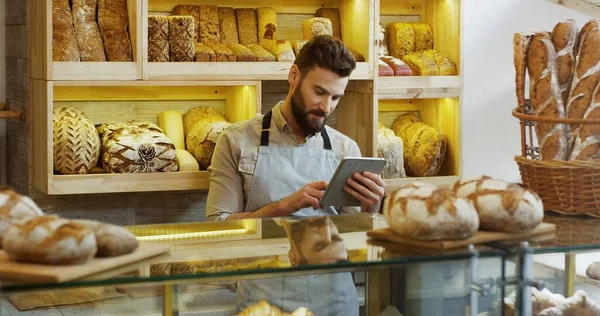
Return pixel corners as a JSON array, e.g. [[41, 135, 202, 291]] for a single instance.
[[236, 110, 359, 315]]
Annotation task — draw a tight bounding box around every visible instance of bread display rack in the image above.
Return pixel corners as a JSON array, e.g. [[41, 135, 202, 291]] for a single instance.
[[28, 0, 463, 195]]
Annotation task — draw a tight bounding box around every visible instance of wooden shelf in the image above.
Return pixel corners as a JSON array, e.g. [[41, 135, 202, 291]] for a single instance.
[[377, 76, 461, 99], [545, 0, 600, 18], [384, 175, 460, 194]]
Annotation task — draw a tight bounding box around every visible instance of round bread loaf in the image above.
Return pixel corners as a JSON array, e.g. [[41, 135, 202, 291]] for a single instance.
[[2, 215, 97, 265], [586, 262, 600, 280], [453, 176, 544, 232], [0, 187, 44, 248], [182, 107, 227, 135], [383, 181, 479, 241], [392, 113, 447, 177], [72, 219, 139, 257], [538, 290, 600, 316], [377, 123, 406, 179], [53, 109, 101, 174], [186, 118, 232, 170]]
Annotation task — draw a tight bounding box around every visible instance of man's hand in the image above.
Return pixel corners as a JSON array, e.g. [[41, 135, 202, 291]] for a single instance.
[[344, 171, 386, 213], [281, 180, 329, 214]]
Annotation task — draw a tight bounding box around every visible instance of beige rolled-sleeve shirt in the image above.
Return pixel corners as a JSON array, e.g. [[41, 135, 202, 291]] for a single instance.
[[206, 102, 362, 221]]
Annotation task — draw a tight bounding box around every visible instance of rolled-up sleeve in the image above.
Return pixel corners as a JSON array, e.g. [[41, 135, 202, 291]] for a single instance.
[[206, 129, 244, 221]]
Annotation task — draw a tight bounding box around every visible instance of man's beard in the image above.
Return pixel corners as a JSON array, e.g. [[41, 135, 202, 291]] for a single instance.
[[290, 84, 328, 136]]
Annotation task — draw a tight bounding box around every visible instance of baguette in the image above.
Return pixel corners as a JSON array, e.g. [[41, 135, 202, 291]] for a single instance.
[[71, 0, 106, 61], [527, 33, 569, 160], [513, 32, 535, 106], [52, 0, 80, 61], [551, 20, 579, 107], [98, 0, 133, 61]]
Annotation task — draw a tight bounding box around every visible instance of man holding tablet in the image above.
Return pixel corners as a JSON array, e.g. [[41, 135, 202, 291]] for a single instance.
[[206, 35, 386, 222]]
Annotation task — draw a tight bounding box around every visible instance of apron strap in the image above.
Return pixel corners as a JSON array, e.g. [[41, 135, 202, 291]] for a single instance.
[[260, 109, 333, 150]]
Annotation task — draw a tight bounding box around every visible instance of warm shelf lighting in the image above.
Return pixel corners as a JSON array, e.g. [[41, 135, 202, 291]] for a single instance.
[[135, 228, 249, 242]]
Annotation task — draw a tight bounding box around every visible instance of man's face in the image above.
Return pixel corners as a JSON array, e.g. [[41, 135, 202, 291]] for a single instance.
[[290, 66, 349, 136], [294, 217, 348, 265]]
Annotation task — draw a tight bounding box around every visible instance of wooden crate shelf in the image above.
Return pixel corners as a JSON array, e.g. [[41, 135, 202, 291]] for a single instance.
[[545, 0, 600, 18], [377, 76, 461, 99], [384, 175, 460, 194], [143, 0, 374, 80], [30, 0, 143, 81], [30, 80, 261, 195]]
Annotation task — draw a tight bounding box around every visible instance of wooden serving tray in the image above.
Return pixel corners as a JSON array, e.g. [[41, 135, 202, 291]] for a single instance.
[[367, 223, 556, 250], [0, 242, 170, 283]]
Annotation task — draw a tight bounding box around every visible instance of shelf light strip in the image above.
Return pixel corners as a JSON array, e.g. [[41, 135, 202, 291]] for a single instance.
[[135, 228, 249, 242]]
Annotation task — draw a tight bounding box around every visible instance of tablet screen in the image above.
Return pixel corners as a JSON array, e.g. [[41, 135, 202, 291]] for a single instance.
[[320, 157, 386, 207]]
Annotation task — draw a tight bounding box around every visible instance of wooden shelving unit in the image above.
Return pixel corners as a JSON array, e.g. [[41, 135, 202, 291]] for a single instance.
[[29, 0, 463, 195], [545, 0, 600, 18]]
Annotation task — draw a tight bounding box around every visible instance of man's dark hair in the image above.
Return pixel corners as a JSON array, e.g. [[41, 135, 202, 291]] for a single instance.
[[293, 35, 357, 78]]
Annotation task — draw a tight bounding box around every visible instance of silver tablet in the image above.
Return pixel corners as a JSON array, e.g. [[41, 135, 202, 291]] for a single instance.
[[320, 157, 387, 207]]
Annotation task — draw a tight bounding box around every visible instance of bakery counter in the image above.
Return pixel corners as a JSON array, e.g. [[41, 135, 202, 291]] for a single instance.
[[0, 214, 507, 316]]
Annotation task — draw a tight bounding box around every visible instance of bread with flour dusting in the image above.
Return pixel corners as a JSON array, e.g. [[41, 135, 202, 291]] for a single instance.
[[73, 219, 139, 257], [383, 181, 479, 241], [2, 215, 97, 265], [539, 290, 600, 316], [453, 176, 544, 232], [0, 187, 44, 248]]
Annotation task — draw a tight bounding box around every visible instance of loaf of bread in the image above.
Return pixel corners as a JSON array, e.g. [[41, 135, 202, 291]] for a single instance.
[[504, 288, 566, 316], [302, 18, 333, 40], [235, 8, 258, 45], [454, 175, 544, 232], [264, 40, 295, 62], [348, 47, 365, 62], [383, 182, 479, 241], [392, 113, 446, 177], [381, 56, 412, 76], [208, 43, 236, 62], [168, 15, 195, 62], [528, 33, 570, 160], [551, 20, 579, 107], [194, 42, 216, 62], [539, 290, 600, 316], [53, 107, 101, 174], [97, 121, 178, 173], [157, 110, 185, 149], [72, 219, 138, 257], [238, 300, 314, 316], [377, 23, 389, 57], [423, 50, 456, 75], [227, 44, 257, 62], [182, 107, 227, 135], [377, 124, 406, 178], [199, 5, 219, 45], [173, 5, 199, 41], [413, 23, 433, 52], [292, 40, 307, 56], [175, 149, 199, 171], [587, 262, 600, 280], [97, 0, 132, 61], [71, 0, 106, 61], [187, 118, 232, 169], [378, 59, 394, 76], [389, 23, 414, 59], [2, 216, 97, 265], [52, 0, 80, 61], [218, 7, 238, 45], [0, 188, 44, 249], [148, 15, 169, 62], [402, 52, 439, 76], [513, 31, 535, 106], [316, 8, 341, 39], [246, 44, 276, 62], [257, 7, 277, 48]]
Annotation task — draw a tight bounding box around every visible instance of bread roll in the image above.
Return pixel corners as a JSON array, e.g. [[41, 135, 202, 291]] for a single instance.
[[257, 7, 277, 47], [218, 7, 238, 45], [53, 107, 101, 174], [199, 5, 219, 45], [381, 56, 412, 76], [413, 23, 433, 52], [551, 20, 579, 107], [378, 59, 394, 76], [97, 0, 133, 61], [528, 33, 570, 160], [453, 175, 544, 232], [2, 216, 97, 265], [389, 23, 414, 59], [246, 44, 276, 62], [227, 43, 257, 62], [235, 8, 258, 45], [0, 188, 44, 248], [377, 124, 406, 178], [182, 107, 226, 135], [316, 8, 341, 39], [148, 15, 169, 62], [187, 118, 232, 169], [586, 262, 600, 280], [173, 5, 199, 41], [513, 31, 535, 106], [539, 290, 600, 316], [383, 182, 479, 241], [302, 18, 333, 40], [392, 113, 446, 177], [52, 0, 80, 61], [194, 42, 216, 62], [71, 0, 106, 61], [72, 219, 138, 257], [168, 15, 195, 62]]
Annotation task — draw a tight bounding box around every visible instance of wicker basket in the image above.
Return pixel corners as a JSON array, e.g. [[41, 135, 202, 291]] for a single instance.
[[512, 102, 600, 217]]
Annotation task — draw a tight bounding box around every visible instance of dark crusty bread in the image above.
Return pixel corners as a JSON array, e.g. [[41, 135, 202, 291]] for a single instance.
[[71, 0, 107, 61], [52, 0, 80, 61], [148, 15, 169, 62], [173, 5, 199, 41], [194, 42, 216, 62], [513, 32, 535, 106], [551, 20, 579, 107], [168, 15, 195, 62], [97, 0, 133, 61]]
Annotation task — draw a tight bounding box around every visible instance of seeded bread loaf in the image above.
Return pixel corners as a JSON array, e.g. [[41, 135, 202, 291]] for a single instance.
[[194, 42, 216, 62], [246, 44, 276, 62], [235, 8, 258, 45], [199, 5, 219, 45], [208, 43, 237, 62], [218, 7, 238, 44], [227, 44, 257, 62], [168, 15, 195, 62], [302, 17, 333, 40], [173, 5, 199, 41], [316, 8, 341, 39], [148, 15, 169, 62]]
